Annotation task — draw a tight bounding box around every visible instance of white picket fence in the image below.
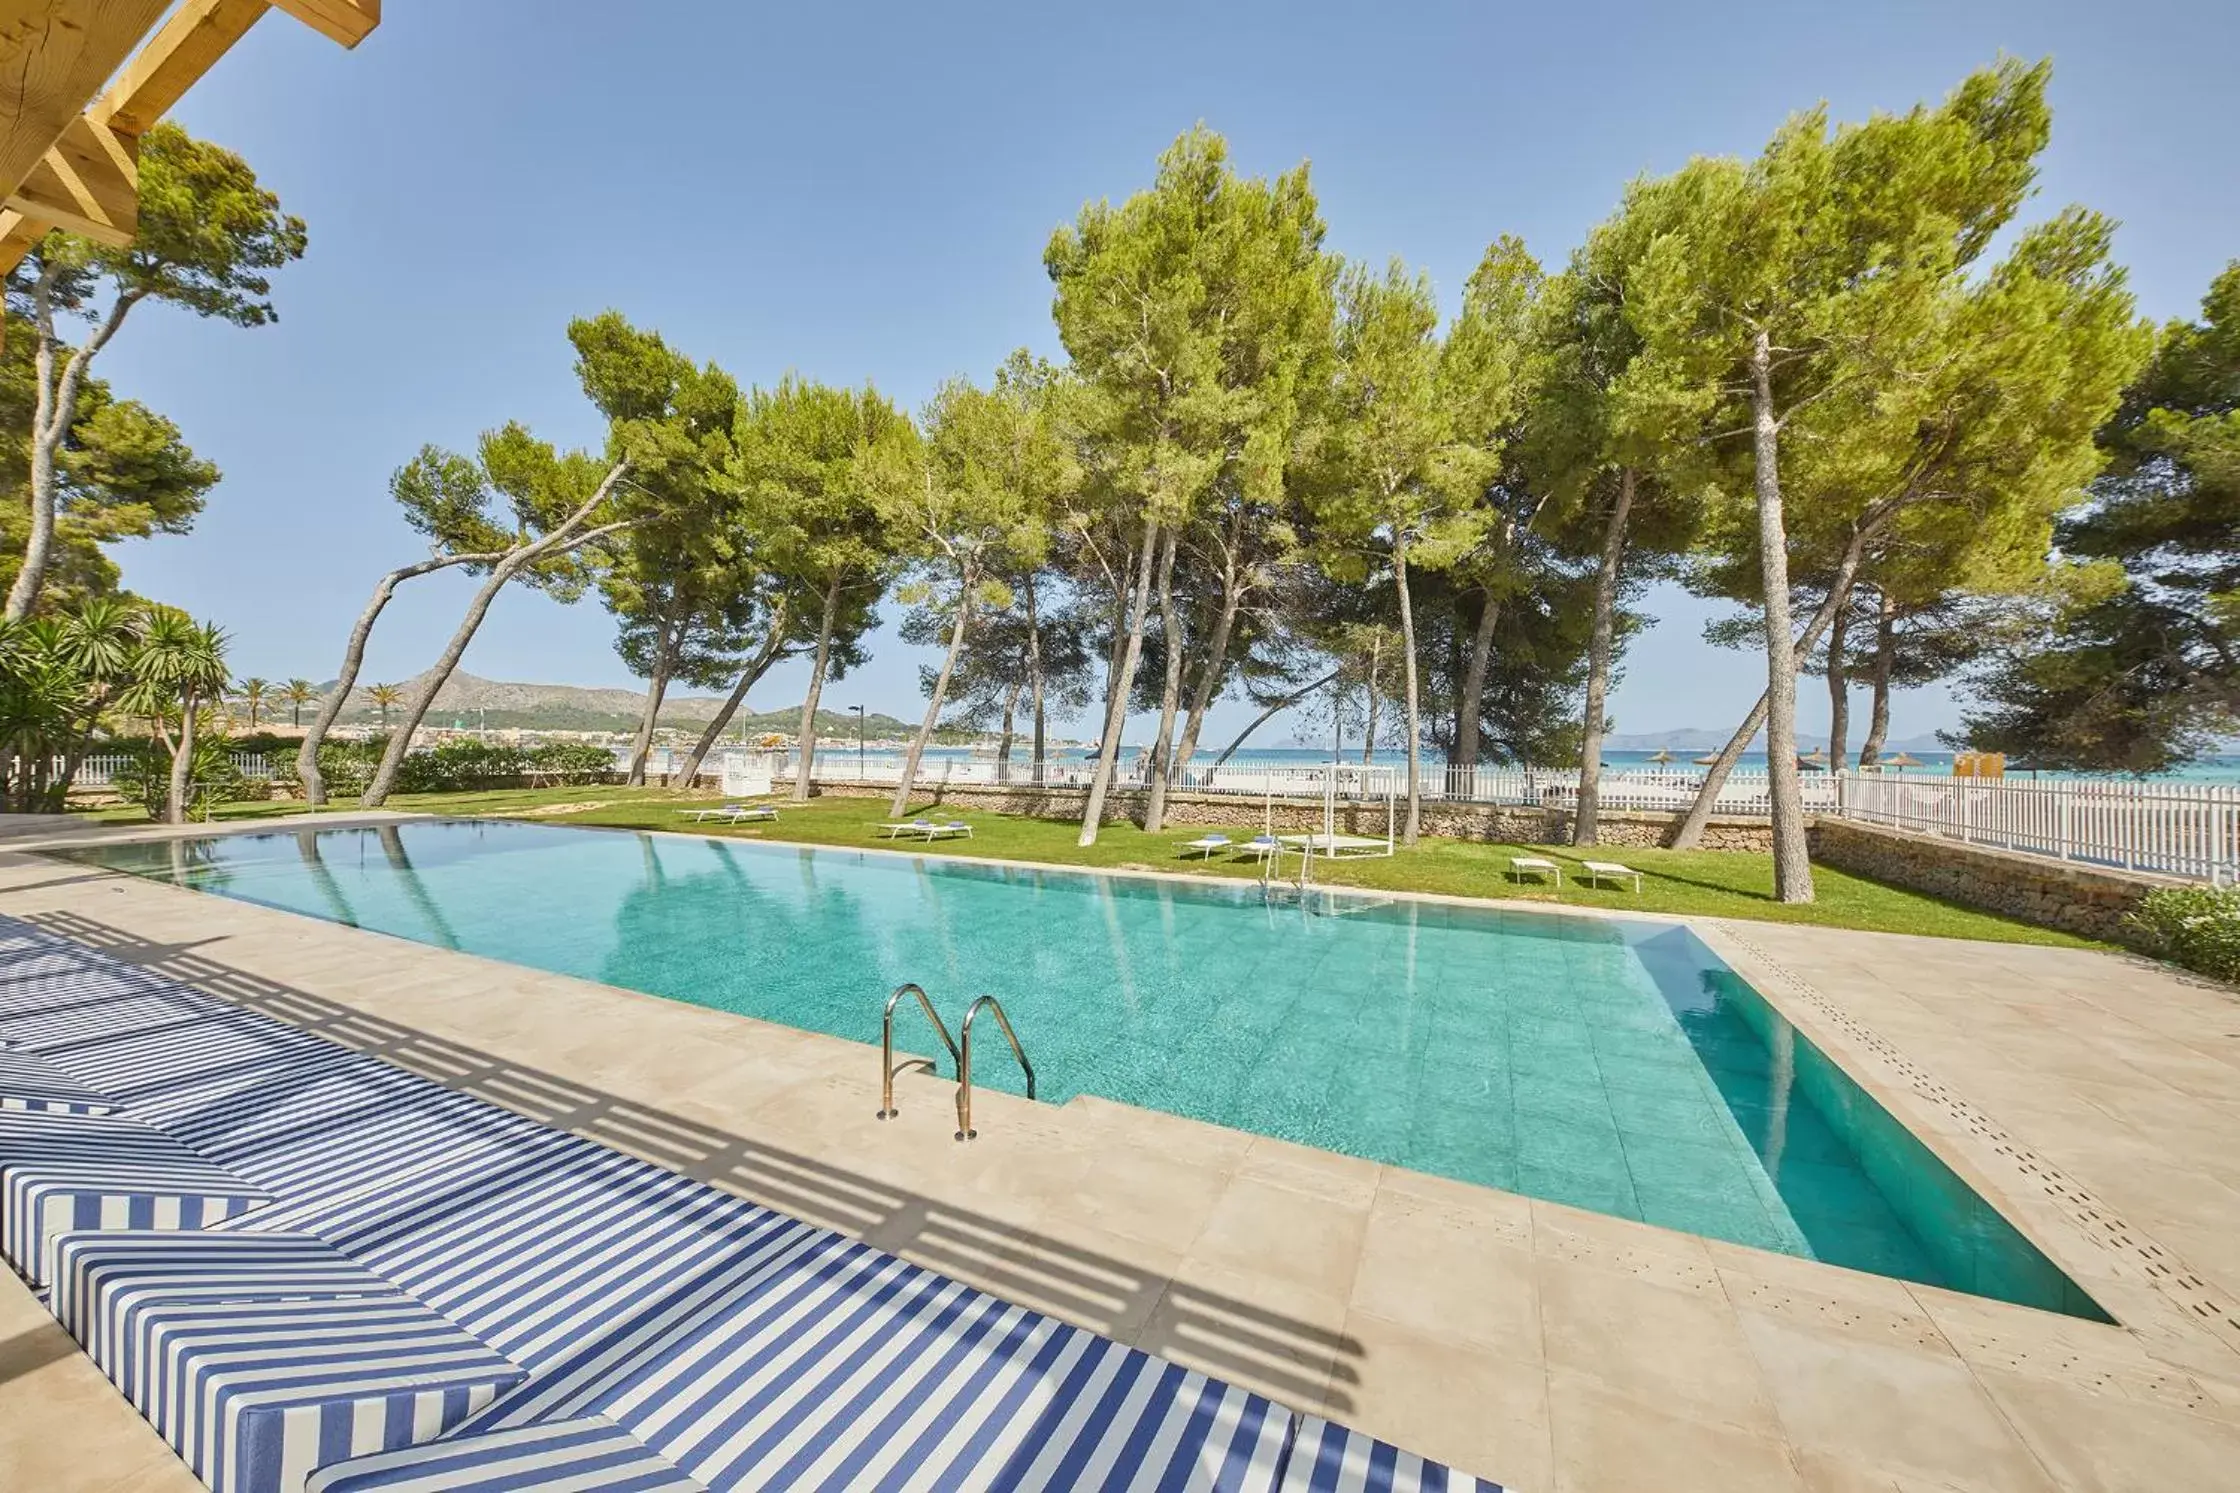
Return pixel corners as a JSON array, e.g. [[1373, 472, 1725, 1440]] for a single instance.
[[1835, 772, 2240, 882], [69, 752, 271, 787]]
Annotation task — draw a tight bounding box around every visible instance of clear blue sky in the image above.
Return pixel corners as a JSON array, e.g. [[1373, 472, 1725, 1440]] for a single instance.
[[94, 0, 2238, 747]]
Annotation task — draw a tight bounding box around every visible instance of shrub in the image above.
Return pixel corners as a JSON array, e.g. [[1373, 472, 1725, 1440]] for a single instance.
[[316, 738, 384, 794], [109, 738, 243, 819], [524, 741, 615, 784], [393, 739, 529, 794], [2128, 885, 2240, 983]]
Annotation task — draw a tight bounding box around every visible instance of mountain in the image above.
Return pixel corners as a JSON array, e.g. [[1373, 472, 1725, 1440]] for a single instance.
[[326, 671, 921, 737]]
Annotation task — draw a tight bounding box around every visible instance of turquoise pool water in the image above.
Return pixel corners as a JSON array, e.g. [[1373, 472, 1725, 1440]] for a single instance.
[[66, 820, 2108, 1319]]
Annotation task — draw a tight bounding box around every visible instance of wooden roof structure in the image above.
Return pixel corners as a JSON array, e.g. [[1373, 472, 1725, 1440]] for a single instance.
[[0, 1, 378, 275]]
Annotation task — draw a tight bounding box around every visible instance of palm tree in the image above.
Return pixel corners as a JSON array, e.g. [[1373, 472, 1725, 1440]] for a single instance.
[[235, 677, 271, 729], [0, 599, 144, 811], [119, 611, 230, 825], [282, 678, 317, 727], [367, 682, 404, 729]]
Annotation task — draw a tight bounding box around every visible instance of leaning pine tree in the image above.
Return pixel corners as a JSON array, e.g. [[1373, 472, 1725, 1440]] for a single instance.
[[1620, 58, 2145, 899]]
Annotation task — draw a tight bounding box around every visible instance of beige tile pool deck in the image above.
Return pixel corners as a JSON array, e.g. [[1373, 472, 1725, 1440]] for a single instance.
[[4, 813, 2240, 1491]]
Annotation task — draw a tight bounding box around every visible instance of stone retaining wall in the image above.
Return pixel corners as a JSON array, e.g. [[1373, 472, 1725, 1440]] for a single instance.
[[1810, 817, 2182, 944], [800, 777, 1773, 850]]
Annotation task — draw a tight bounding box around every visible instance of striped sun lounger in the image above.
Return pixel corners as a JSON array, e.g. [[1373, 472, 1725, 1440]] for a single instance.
[[12, 915, 1506, 1491], [0, 1109, 272, 1284], [306, 1415, 706, 1491], [53, 1231, 525, 1493], [0, 1043, 121, 1114]]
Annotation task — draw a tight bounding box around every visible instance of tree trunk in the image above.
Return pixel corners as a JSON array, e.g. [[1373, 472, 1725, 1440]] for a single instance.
[[673, 595, 793, 789], [297, 553, 496, 806], [889, 567, 975, 819], [1393, 531, 1424, 847], [1749, 328, 1812, 904], [1455, 592, 1501, 774], [1826, 598, 1850, 773], [166, 689, 198, 826], [1143, 528, 1186, 832], [1098, 579, 1129, 737], [793, 575, 844, 801], [1212, 669, 1341, 769], [1175, 587, 1240, 774], [1024, 571, 1046, 781], [995, 676, 1022, 775], [361, 465, 630, 808], [4, 280, 139, 622], [1573, 469, 1635, 847], [1078, 519, 1159, 846], [1859, 590, 1897, 767], [1670, 536, 1883, 848], [625, 619, 678, 787], [1362, 633, 1381, 769], [1175, 516, 1246, 772]]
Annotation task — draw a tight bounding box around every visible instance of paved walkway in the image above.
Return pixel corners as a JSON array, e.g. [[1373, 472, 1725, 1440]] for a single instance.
[[3, 825, 2239, 1491]]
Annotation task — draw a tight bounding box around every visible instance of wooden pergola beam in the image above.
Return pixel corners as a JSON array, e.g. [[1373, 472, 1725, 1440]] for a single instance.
[[268, 0, 374, 50], [0, 0, 172, 193], [4, 112, 138, 244], [0, 0, 376, 277], [94, 0, 272, 136]]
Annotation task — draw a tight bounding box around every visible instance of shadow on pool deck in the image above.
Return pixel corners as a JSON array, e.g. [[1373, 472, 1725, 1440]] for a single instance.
[[16, 906, 1364, 1415]]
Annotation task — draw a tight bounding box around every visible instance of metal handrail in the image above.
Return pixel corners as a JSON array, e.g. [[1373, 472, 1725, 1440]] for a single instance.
[[954, 994, 1036, 1141], [876, 982, 961, 1121]]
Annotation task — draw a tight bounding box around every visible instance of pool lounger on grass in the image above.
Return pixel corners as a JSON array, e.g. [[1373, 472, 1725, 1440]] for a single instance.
[[1580, 859, 1644, 892], [307, 1416, 705, 1491], [0, 1109, 272, 1284], [52, 1231, 526, 1493], [1181, 832, 1234, 858], [874, 819, 973, 841], [1508, 855, 1561, 887], [682, 804, 777, 824]]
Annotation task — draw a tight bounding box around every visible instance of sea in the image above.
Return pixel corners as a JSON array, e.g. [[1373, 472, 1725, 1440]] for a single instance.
[[809, 743, 2240, 785]]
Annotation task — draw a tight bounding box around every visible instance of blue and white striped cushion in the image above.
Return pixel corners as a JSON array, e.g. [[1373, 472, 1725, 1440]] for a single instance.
[[1278, 1418, 1506, 1491], [51, 1228, 526, 1493], [465, 1226, 1293, 1490], [0, 1045, 120, 1114], [157, 1056, 568, 1210], [49, 1011, 340, 1105], [304, 1416, 707, 1492], [128, 1292, 526, 1493], [0, 1110, 271, 1283], [51, 1230, 395, 1367]]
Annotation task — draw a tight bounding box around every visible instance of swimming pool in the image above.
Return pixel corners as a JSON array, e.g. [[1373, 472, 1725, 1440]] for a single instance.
[[65, 819, 2108, 1320]]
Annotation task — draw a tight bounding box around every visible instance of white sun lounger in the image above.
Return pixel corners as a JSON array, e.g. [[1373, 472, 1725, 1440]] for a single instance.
[[1237, 834, 1283, 859], [1581, 859, 1643, 892], [875, 819, 972, 841], [1179, 833, 1233, 859], [681, 804, 776, 824], [1509, 855, 1562, 887]]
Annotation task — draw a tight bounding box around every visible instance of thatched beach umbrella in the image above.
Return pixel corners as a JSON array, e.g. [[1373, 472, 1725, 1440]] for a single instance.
[[1647, 747, 1677, 765], [1883, 750, 1921, 773]]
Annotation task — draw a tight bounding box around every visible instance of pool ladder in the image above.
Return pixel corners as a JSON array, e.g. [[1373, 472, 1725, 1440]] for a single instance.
[[874, 983, 1036, 1142]]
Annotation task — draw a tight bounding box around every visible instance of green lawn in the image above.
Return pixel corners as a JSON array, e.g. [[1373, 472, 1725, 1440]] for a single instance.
[[62, 781, 2092, 949]]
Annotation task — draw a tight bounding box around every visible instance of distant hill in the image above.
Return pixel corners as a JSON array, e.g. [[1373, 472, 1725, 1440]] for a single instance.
[[327, 671, 920, 737]]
